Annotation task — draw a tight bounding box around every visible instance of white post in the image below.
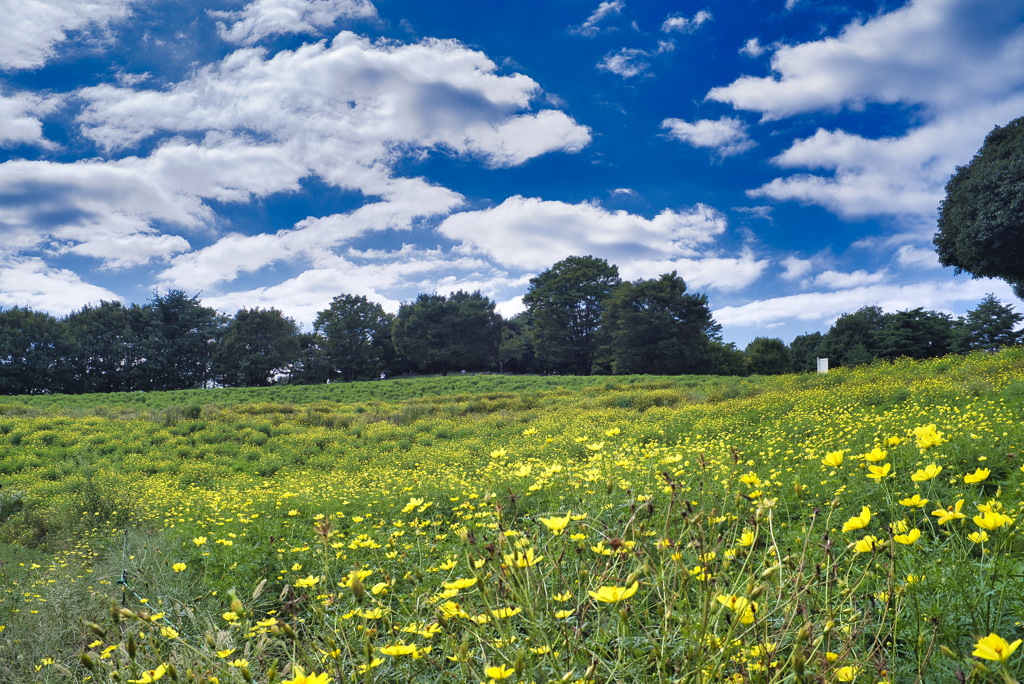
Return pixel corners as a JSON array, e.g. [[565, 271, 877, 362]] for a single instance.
[[816, 357, 829, 374]]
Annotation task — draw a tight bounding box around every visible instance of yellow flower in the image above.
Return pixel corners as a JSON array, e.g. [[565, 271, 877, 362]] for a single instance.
[[842, 506, 872, 533], [171, 563, 186, 572], [972, 633, 1022, 663], [899, 494, 929, 508], [128, 664, 167, 683], [229, 659, 249, 668], [491, 606, 522, 619], [737, 530, 756, 547], [380, 643, 419, 656], [910, 464, 943, 481], [293, 575, 321, 588], [442, 577, 477, 590], [862, 447, 887, 462], [866, 463, 892, 481], [483, 664, 515, 680], [160, 626, 179, 639], [894, 528, 920, 545], [821, 451, 844, 467], [913, 424, 945, 449], [974, 510, 1014, 531], [356, 659, 383, 674], [554, 609, 575, 619], [715, 594, 757, 624], [503, 547, 543, 568], [538, 512, 572, 535], [968, 531, 989, 544], [588, 582, 639, 604], [853, 535, 885, 553], [931, 499, 966, 525], [192, 536, 207, 546], [964, 468, 991, 484], [222, 611, 240, 622], [217, 649, 235, 659], [835, 665, 861, 682], [282, 665, 332, 684]]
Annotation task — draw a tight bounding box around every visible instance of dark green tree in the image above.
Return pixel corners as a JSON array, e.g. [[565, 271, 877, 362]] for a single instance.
[[745, 337, 792, 375], [214, 308, 301, 387], [935, 116, 1024, 297], [290, 332, 333, 385], [958, 294, 1023, 351], [314, 294, 392, 381], [0, 307, 69, 394], [876, 308, 953, 360], [821, 306, 888, 367], [65, 301, 146, 393], [601, 272, 720, 375], [498, 311, 536, 374], [392, 291, 502, 375], [704, 340, 749, 376], [522, 256, 621, 374], [140, 290, 224, 390], [789, 332, 824, 373]]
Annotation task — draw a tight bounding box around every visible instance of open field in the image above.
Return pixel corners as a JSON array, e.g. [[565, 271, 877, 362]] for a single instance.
[[2, 351, 1024, 683]]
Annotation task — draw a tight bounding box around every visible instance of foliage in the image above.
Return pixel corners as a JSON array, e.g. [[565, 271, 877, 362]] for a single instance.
[[0, 307, 68, 395], [789, 332, 824, 373], [744, 336, 792, 375], [523, 256, 621, 374], [876, 308, 953, 360], [140, 290, 225, 391], [314, 294, 392, 381], [601, 272, 720, 375], [935, 116, 1024, 298], [392, 291, 502, 375], [957, 294, 1023, 352], [214, 308, 302, 387]]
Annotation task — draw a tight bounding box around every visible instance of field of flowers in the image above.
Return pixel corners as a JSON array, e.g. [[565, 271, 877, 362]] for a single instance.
[[2, 350, 1024, 683]]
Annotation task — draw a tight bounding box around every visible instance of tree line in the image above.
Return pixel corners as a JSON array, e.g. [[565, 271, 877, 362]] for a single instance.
[[0, 256, 1020, 394]]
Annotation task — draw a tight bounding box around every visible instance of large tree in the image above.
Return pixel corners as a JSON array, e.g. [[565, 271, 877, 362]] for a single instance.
[[821, 306, 888, 367], [934, 116, 1024, 297], [391, 291, 502, 375], [875, 308, 953, 360], [745, 337, 792, 375], [314, 294, 392, 381], [140, 290, 224, 391], [789, 332, 824, 373], [601, 272, 720, 375], [65, 301, 146, 393], [522, 256, 621, 374], [958, 294, 1023, 351], [0, 307, 69, 395], [214, 308, 301, 387]]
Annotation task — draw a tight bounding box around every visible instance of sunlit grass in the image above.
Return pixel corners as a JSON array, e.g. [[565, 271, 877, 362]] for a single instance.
[[1, 350, 1023, 682]]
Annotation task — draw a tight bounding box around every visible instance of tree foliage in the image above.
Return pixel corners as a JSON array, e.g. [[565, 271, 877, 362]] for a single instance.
[[601, 272, 719, 375], [392, 291, 502, 375], [745, 337, 792, 375], [958, 294, 1023, 351], [314, 294, 392, 381], [0, 307, 68, 395], [140, 290, 225, 391], [523, 256, 621, 374], [215, 308, 301, 387], [935, 116, 1024, 298], [876, 308, 953, 360]]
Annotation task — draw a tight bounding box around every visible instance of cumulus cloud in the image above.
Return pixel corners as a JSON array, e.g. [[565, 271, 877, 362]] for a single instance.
[[661, 9, 711, 34], [0, 91, 61, 147], [598, 40, 674, 79], [619, 249, 769, 292], [0, 257, 121, 314], [811, 268, 888, 289], [211, 0, 377, 46], [708, 0, 1024, 119], [571, 1, 625, 37], [662, 116, 755, 156], [715, 278, 1018, 328], [436, 195, 730, 270], [739, 38, 765, 58], [0, 0, 135, 70]]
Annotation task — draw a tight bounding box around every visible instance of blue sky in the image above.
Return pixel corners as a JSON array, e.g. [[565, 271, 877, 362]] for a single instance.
[[2, 0, 1023, 347]]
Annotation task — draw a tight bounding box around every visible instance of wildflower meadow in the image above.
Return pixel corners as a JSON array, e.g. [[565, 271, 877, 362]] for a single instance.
[[2, 350, 1024, 683]]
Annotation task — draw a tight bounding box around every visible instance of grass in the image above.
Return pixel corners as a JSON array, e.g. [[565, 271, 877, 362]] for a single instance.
[[0, 351, 1023, 682]]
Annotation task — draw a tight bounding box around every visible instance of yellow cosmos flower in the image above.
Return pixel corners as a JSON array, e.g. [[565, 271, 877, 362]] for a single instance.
[[442, 577, 477, 590], [483, 664, 515, 680], [821, 451, 844, 467], [716, 594, 758, 624], [964, 468, 991, 484], [588, 582, 639, 604], [160, 626, 179, 639], [538, 512, 572, 535], [974, 510, 1014, 531], [128, 664, 167, 683], [862, 448, 887, 462], [281, 666, 332, 684], [192, 537, 207, 546], [899, 494, 929, 508], [894, 528, 920, 545], [356, 659, 383, 674], [973, 633, 1022, 663], [737, 530, 756, 547], [503, 547, 543, 568], [554, 609, 575, 619], [171, 562, 186, 572], [931, 499, 966, 525], [866, 463, 892, 481], [852, 535, 885, 553], [842, 506, 872, 533], [293, 575, 321, 588], [913, 424, 945, 449], [968, 531, 989, 544], [835, 665, 861, 681], [380, 644, 419, 656], [910, 464, 943, 481], [491, 606, 523, 619]]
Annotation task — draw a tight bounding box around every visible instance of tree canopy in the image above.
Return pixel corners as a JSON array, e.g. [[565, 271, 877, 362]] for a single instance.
[[392, 291, 502, 375], [935, 116, 1024, 298]]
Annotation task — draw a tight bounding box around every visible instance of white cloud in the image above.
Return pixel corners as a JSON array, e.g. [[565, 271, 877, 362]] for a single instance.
[[661, 9, 712, 34], [571, 1, 624, 37], [895, 245, 941, 269], [620, 248, 769, 292], [662, 116, 755, 156], [739, 38, 765, 58], [708, 0, 1024, 119], [0, 91, 61, 147], [780, 255, 815, 281], [714, 278, 1019, 328], [0, 0, 134, 70], [598, 48, 649, 78], [212, 0, 377, 46], [0, 257, 121, 314], [436, 195, 729, 270], [811, 268, 888, 289]]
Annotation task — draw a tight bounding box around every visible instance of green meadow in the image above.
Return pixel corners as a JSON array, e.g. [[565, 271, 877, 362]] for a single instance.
[[2, 350, 1024, 683]]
